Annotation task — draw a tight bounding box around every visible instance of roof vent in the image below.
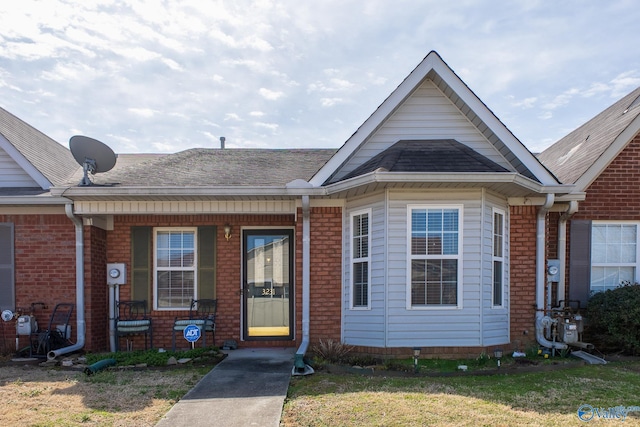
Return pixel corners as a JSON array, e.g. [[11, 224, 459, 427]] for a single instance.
[[220, 136, 226, 149]]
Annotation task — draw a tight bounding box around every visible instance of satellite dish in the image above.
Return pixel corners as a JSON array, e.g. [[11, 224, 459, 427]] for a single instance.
[[69, 135, 117, 186], [1, 310, 14, 322]]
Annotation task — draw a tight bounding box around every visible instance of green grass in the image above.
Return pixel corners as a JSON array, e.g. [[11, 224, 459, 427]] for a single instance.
[[282, 360, 640, 426]]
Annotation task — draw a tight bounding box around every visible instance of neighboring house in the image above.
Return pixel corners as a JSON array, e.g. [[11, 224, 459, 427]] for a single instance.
[[0, 51, 577, 361], [538, 86, 640, 309]]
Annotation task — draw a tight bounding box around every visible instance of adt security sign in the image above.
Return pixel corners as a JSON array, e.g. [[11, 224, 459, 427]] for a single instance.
[[183, 324, 201, 343]]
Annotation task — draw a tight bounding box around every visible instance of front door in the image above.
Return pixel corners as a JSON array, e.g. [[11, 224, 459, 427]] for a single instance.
[[243, 229, 294, 340]]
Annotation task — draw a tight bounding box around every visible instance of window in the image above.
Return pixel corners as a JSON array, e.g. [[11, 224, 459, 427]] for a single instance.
[[492, 209, 505, 307], [0, 223, 14, 311], [591, 223, 637, 294], [154, 228, 197, 309], [351, 210, 370, 308], [409, 206, 461, 307]]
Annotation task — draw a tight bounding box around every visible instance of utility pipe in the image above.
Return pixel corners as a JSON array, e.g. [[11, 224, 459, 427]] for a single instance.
[[48, 204, 86, 360], [293, 195, 314, 375], [535, 194, 568, 351], [557, 201, 578, 305]]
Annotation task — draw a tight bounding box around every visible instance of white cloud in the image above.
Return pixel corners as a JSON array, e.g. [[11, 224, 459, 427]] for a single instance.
[[259, 88, 284, 100], [128, 108, 156, 118]]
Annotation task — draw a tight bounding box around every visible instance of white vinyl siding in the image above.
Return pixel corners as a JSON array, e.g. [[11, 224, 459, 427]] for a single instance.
[[153, 228, 197, 310], [351, 209, 371, 309], [591, 222, 639, 293], [332, 80, 513, 182], [341, 189, 510, 348], [492, 208, 505, 307], [343, 195, 386, 346], [0, 149, 39, 187]]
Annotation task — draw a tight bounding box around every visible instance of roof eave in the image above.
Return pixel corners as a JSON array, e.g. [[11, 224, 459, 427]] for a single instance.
[[324, 171, 575, 196], [50, 185, 328, 200]]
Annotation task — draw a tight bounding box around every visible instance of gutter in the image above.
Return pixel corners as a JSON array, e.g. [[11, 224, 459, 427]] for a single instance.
[[535, 194, 567, 351], [48, 204, 86, 359], [293, 195, 314, 375], [557, 201, 578, 304]]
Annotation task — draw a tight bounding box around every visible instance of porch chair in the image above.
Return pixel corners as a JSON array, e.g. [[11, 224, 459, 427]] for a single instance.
[[172, 299, 217, 350], [30, 302, 74, 358], [115, 300, 153, 351]]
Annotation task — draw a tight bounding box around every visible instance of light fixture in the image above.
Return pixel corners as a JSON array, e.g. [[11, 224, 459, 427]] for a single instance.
[[223, 224, 232, 241], [412, 347, 421, 373], [494, 348, 503, 368]]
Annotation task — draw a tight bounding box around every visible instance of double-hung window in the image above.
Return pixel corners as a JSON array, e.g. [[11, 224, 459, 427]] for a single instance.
[[409, 206, 461, 308], [351, 210, 370, 309], [492, 209, 505, 307], [154, 228, 197, 309], [591, 223, 637, 294]]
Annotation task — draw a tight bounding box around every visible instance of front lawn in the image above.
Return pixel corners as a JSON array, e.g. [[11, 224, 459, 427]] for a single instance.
[[281, 360, 640, 426]]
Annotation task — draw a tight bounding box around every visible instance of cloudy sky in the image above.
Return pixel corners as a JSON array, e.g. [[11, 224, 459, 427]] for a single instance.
[[0, 1, 638, 155]]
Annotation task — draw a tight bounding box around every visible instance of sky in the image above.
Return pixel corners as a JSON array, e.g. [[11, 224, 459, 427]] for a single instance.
[[0, 1, 639, 155]]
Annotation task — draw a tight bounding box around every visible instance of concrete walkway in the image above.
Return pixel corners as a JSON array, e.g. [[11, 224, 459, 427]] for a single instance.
[[156, 347, 295, 427]]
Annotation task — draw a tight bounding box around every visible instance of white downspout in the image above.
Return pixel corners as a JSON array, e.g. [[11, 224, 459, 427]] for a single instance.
[[48, 204, 86, 359], [557, 201, 578, 305], [535, 194, 568, 351], [293, 195, 314, 375]]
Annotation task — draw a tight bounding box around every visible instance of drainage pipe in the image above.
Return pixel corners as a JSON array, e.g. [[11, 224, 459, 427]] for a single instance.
[[293, 195, 314, 375], [557, 201, 578, 305], [84, 358, 116, 375], [48, 204, 86, 360], [535, 194, 568, 351]]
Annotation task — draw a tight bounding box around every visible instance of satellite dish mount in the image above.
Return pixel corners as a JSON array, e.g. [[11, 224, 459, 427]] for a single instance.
[[69, 136, 117, 186]]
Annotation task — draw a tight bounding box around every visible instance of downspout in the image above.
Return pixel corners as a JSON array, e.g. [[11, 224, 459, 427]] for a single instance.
[[535, 194, 568, 351], [557, 201, 578, 305], [293, 195, 314, 375], [48, 204, 86, 359]]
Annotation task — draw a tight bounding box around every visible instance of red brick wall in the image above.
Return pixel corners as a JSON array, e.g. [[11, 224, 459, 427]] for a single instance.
[[294, 207, 343, 346], [509, 205, 538, 348], [574, 133, 640, 220], [0, 214, 77, 353], [85, 226, 108, 351]]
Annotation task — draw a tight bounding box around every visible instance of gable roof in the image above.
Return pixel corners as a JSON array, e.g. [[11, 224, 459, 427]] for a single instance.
[[331, 139, 509, 183], [538, 86, 640, 191], [311, 51, 562, 193], [0, 106, 78, 189]]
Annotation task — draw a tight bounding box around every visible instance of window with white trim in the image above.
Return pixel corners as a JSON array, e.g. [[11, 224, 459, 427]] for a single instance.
[[409, 206, 461, 307], [492, 209, 505, 307], [591, 223, 637, 294], [351, 210, 370, 308], [154, 228, 197, 309]]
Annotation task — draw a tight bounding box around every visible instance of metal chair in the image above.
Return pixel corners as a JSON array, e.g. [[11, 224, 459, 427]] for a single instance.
[[115, 300, 153, 351], [30, 303, 74, 358], [172, 299, 217, 350]]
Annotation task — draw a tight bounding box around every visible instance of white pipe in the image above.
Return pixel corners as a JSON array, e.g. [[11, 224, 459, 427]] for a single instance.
[[294, 195, 313, 374], [557, 201, 578, 305], [535, 194, 567, 350], [536, 194, 554, 313], [48, 204, 86, 359], [536, 316, 567, 350]]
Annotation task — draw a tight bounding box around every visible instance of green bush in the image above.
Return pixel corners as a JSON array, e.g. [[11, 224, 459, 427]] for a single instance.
[[586, 283, 640, 355]]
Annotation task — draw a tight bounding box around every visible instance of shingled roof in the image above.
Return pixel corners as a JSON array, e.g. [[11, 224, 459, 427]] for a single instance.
[[329, 139, 509, 184], [0, 106, 78, 187], [72, 148, 337, 187], [538, 86, 640, 186]]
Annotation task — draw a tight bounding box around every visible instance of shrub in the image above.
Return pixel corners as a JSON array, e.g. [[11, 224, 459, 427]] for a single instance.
[[586, 282, 640, 355], [311, 339, 353, 364]]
